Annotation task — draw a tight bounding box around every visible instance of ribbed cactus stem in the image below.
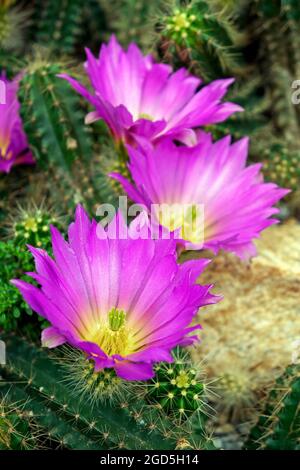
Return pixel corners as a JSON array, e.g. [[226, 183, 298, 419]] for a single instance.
[[245, 364, 300, 450]]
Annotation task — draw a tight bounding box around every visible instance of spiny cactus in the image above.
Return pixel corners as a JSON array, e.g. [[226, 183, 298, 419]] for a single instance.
[[10, 202, 62, 248], [158, 0, 243, 81], [18, 53, 120, 214], [244, 364, 300, 450], [80, 0, 107, 53], [140, 348, 209, 422], [30, 0, 84, 55], [230, 0, 300, 187], [250, 0, 300, 141], [0, 335, 216, 450], [61, 347, 129, 406], [260, 141, 300, 191], [61, 345, 212, 424], [0, 239, 36, 331], [0, 0, 31, 53], [29, 0, 109, 56], [0, 1, 30, 76], [18, 55, 94, 170], [0, 203, 59, 332], [217, 369, 257, 423], [0, 392, 41, 450], [158, 1, 269, 149]]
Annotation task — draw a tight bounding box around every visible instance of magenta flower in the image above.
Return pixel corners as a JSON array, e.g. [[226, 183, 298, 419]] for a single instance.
[[111, 133, 290, 260], [0, 75, 34, 173], [59, 35, 242, 146], [12, 205, 218, 381]]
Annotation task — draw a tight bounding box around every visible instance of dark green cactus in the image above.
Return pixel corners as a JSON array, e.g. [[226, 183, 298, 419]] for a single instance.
[[18, 55, 120, 214], [158, 0, 243, 81], [0, 239, 34, 331], [0, 203, 59, 332], [250, 0, 300, 141], [19, 58, 93, 170], [12, 204, 62, 249], [0, 393, 40, 450], [61, 347, 129, 406], [29, 0, 109, 57], [159, 1, 269, 150], [30, 0, 84, 55], [0, 335, 215, 450], [260, 142, 300, 191], [142, 348, 207, 422], [244, 364, 300, 450]]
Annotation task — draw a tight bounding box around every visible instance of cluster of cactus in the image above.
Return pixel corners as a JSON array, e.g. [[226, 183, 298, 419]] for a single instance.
[[245, 364, 300, 450], [0, 335, 216, 450], [11, 336, 299, 451], [255, 0, 299, 140]]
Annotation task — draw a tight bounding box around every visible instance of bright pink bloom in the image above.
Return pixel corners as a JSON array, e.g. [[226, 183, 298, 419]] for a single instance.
[[111, 133, 290, 259], [59, 35, 242, 146], [12, 206, 219, 381]]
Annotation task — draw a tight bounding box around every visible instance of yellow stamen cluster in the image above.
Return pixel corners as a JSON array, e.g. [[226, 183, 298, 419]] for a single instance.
[[157, 203, 204, 245], [138, 112, 154, 121], [89, 308, 135, 357]]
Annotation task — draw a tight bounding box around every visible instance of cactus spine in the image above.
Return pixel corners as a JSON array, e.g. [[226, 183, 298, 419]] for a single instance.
[[244, 364, 300, 450]]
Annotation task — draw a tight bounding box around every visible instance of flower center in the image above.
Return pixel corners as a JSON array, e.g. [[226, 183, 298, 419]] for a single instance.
[[89, 308, 136, 357], [108, 307, 126, 332], [156, 203, 203, 245], [138, 112, 154, 121]]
